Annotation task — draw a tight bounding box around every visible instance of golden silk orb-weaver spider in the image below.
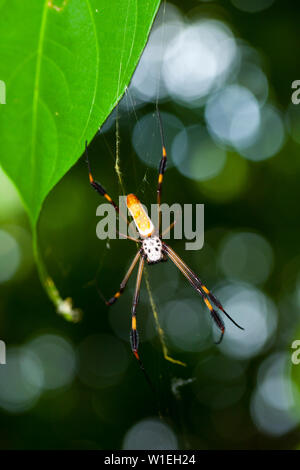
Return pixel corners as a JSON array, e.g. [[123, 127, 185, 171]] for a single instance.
[[85, 110, 244, 376]]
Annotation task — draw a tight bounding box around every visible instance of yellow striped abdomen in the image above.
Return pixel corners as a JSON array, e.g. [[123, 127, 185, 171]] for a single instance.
[[126, 194, 154, 238]]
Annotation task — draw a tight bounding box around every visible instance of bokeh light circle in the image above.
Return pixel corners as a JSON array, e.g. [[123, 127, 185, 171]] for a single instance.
[[0, 229, 21, 283], [172, 124, 227, 181], [215, 282, 277, 359], [198, 153, 249, 202], [162, 298, 211, 352], [237, 105, 285, 161], [131, 3, 184, 103], [0, 347, 43, 413], [0, 169, 24, 219], [231, 0, 275, 13], [205, 84, 261, 149], [162, 20, 237, 105], [219, 231, 274, 285], [251, 353, 299, 436], [26, 334, 76, 391], [132, 112, 184, 168], [237, 63, 269, 105], [123, 418, 178, 450]]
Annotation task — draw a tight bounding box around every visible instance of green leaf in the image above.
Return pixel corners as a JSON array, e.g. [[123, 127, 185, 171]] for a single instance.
[[0, 0, 160, 320], [0, 0, 160, 226]]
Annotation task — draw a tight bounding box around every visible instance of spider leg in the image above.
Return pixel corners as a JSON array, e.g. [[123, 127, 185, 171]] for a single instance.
[[105, 250, 142, 306], [164, 244, 244, 331], [210, 309, 225, 345], [156, 107, 167, 234], [117, 231, 141, 243], [130, 256, 154, 390], [85, 141, 129, 227], [162, 244, 243, 343], [161, 220, 177, 239], [203, 289, 244, 331], [86, 141, 119, 210], [130, 255, 144, 361]]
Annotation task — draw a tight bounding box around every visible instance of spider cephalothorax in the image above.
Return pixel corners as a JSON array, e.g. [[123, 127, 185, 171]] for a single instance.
[[142, 236, 163, 264]]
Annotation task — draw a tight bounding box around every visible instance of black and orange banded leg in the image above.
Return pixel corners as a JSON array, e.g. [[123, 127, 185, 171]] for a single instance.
[[203, 297, 225, 344], [85, 141, 119, 212], [130, 255, 144, 362], [128, 255, 154, 390], [106, 250, 142, 306], [156, 108, 167, 233], [164, 244, 243, 331], [157, 144, 167, 207], [163, 243, 243, 344], [164, 245, 225, 343]]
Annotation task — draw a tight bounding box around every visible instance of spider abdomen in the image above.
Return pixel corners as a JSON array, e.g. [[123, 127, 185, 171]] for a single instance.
[[127, 194, 154, 238], [142, 236, 163, 264]]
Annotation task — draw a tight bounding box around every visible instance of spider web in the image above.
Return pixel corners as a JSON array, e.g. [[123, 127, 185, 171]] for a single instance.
[[114, 2, 186, 361], [93, 0, 196, 433]]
